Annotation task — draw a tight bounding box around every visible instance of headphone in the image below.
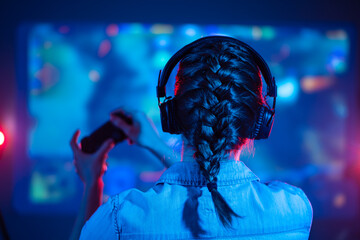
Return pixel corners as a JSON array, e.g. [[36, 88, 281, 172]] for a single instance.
[[157, 36, 277, 140]]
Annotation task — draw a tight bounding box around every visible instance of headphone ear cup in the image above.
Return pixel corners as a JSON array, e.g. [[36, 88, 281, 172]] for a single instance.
[[159, 98, 182, 134], [253, 106, 275, 140]]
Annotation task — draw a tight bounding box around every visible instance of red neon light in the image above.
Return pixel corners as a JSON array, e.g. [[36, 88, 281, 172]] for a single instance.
[[0, 131, 4, 146]]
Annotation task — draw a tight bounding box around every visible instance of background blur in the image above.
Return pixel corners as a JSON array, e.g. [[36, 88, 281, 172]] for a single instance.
[[0, 0, 360, 239]]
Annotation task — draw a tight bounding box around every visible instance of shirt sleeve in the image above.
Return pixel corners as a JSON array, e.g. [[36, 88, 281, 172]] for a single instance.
[[79, 197, 118, 240], [296, 185, 313, 230]]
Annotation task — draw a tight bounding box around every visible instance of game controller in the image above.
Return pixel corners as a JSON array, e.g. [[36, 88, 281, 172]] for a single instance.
[[80, 112, 133, 154]]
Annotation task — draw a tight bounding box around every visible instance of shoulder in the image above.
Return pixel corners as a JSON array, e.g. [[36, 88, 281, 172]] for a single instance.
[[80, 188, 147, 240], [260, 180, 313, 229], [110, 184, 189, 236], [264, 181, 312, 207], [111, 187, 157, 210], [108, 187, 162, 231], [80, 196, 118, 239]]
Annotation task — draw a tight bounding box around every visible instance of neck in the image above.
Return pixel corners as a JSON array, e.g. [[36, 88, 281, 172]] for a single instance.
[[180, 140, 241, 162], [180, 141, 196, 162]]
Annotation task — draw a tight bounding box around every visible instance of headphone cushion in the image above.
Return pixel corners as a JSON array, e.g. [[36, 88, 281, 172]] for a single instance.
[[160, 98, 182, 134], [254, 106, 275, 140]]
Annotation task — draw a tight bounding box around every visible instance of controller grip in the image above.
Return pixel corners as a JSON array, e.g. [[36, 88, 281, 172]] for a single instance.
[[80, 113, 132, 154]]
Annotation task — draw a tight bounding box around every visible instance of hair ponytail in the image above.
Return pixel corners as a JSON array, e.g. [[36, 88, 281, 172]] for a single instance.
[[210, 186, 241, 228], [175, 41, 264, 228]]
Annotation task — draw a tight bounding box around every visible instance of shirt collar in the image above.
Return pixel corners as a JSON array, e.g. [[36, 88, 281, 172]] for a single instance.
[[156, 160, 259, 186]]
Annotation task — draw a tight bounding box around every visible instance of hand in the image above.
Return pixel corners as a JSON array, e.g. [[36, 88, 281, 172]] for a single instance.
[[70, 130, 115, 185], [110, 109, 162, 149], [111, 108, 179, 167]]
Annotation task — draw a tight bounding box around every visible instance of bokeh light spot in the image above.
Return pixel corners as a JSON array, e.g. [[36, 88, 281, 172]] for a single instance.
[[182, 24, 200, 37], [332, 94, 348, 118], [326, 30, 347, 40], [262, 26, 276, 40], [159, 39, 167, 46], [185, 27, 196, 37], [328, 56, 347, 74], [58, 25, 70, 34], [89, 70, 100, 82], [150, 24, 174, 34], [98, 39, 112, 58], [277, 77, 299, 104], [333, 193, 346, 208], [34, 63, 60, 93], [278, 82, 295, 98], [153, 51, 172, 68], [106, 24, 119, 37], [301, 76, 334, 93], [252, 26, 262, 40], [43, 41, 52, 49]]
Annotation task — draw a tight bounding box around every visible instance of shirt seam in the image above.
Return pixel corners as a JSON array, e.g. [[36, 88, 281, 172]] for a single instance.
[[156, 176, 259, 186], [156, 161, 260, 186], [112, 195, 121, 239]]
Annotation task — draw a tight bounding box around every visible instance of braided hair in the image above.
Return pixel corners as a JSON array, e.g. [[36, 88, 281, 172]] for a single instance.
[[175, 41, 264, 228]]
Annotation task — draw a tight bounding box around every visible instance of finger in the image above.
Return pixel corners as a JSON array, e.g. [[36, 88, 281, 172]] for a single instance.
[[111, 108, 128, 118], [102, 162, 108, 173], [97, 139, 115, 157], [111, 108, 139, 122], [132, 111, 150, 127], [111, 115, 132, 135], [147, 117, 159, 135], [135, 113, 159, 135], [111, 106, 132, 115], [130, 110, 144, 123], [70, 130, 81, 152], [73, 160, 79, 173]]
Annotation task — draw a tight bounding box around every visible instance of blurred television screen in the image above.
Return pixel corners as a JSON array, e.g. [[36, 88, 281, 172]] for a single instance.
[[14, 23, 357, 217]]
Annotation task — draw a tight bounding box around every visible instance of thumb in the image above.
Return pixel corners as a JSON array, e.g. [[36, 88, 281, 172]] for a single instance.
[[97, 139, 115, 157], [111, 114, 132, 135]]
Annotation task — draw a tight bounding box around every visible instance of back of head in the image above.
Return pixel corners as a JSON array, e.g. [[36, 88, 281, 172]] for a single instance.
[[174, 40, 265, 227]]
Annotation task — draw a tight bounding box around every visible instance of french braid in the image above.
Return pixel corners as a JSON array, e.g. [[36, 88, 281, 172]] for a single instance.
[[175, 41, 264, 228]]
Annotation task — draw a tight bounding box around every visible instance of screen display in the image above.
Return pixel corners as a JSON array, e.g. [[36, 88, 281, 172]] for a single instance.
[[15, 23, 355, 217]]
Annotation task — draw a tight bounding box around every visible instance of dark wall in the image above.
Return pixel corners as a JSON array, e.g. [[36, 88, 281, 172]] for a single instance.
[[0, 0, 359, 239]]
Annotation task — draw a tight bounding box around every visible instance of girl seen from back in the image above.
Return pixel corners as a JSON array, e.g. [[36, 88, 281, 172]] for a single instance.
[[70, 37, 313, 240]]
